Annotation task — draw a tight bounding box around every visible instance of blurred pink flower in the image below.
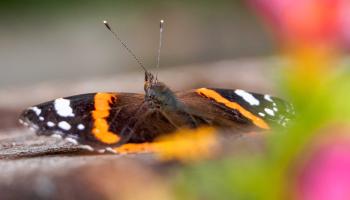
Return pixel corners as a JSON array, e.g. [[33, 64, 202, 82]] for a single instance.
[[249, 0, 350, 49], [296, 135, 350, 200]]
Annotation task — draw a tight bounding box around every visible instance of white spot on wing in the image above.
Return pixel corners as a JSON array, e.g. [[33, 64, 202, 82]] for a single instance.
[[51, 134, 62, 139], [29, 107, 41, 116], [58, 121, 71, 130], [273, 107, 278, 112], [47, 121, 55, 127], [39, 116, 44, 121], [106, 147, 117, 154], [98, 149, 106, 153], [20, 119, 29, 126], [258, 112, 266, 117], [264, 94, 273, 102], [65, 137, 78, 145], [235, 89, 260, 106], [77, 124, 85, 130], [18, 119, 24, 124], [79, 145, 94, 151], [54, 98, 75, 117], [264, 108, 275, 116]]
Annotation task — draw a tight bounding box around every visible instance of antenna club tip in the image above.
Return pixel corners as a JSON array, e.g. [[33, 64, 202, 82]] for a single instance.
[[103, 20, 108, 24], [160, 19, 164, 23]]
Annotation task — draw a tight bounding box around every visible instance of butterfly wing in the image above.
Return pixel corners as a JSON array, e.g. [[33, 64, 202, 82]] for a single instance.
[[19, 92, 146, 149], [20, 88, 294, 152], [177, 88, 294, 130]]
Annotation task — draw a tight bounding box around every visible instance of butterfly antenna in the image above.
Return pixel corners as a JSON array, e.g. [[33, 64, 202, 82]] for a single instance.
[[155, 19, 164, 82], [103, 20, 148, 73]]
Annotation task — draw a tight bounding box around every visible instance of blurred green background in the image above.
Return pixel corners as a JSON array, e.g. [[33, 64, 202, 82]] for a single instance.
[[0, 0, 273, 88]]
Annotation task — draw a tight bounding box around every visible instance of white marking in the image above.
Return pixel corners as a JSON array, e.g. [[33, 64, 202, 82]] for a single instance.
[[29, 107, 41, 116], [235, 89, 260, 106], [79, 145, 94, 151], [19, 119, 29, 126], [273, 107, 278, 112], [258, 112, 266, 117], [39, 116, 44, 121], [54, 98, 75, 117], [47, 121, 55, 127], [264, 94, 273, 102], [77, 124, 85, 130], [51, 134, 62, 139], [65, 137, 78, 145], [98, 149, 106, 153], [264, 108, 275, 116], [58, 121, 71, 130], [106, 147, 117, 154]]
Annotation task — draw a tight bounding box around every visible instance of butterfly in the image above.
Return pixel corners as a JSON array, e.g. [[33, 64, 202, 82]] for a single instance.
[[19, 20, 294, 153]]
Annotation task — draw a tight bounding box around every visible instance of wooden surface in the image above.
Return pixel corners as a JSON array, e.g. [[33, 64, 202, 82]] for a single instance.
[[0, 58, 277, 200]]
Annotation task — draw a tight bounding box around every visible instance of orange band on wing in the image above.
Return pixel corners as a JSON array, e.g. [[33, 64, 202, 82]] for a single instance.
[[113, 143, 153, 154], [196, 88, 270, 129], [92, 93, 121, 144]]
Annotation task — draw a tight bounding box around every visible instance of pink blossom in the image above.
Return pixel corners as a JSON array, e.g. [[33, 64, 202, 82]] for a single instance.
[[297, 136, 350, 200], [249, 0, 350, 49]]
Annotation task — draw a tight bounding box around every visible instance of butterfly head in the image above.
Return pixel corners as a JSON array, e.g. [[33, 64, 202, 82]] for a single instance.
[[144, 72, 178, 108]]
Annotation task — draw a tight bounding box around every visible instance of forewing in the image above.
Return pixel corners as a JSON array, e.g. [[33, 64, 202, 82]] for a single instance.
[[19, 92, 144, 149]]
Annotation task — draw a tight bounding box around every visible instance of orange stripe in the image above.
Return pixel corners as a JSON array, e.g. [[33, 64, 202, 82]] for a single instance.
[[113, 143, 153, 154], [92, 93, 121, 144], [196, 88, 270, 129]]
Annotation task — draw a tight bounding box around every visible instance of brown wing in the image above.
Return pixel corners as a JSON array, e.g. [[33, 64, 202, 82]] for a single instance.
[[121, 88, 275, 143], [176, 87, 294, 132], [176, 89, 261, 133]]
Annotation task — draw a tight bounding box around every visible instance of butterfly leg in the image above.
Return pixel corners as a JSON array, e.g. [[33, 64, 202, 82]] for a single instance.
[[158, 110, 180, 129], [186, 113, 200, 127], [117, 102, 150, 142]]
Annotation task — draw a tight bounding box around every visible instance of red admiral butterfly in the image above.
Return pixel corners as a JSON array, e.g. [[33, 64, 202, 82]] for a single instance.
[[19, 20, 294, 153]]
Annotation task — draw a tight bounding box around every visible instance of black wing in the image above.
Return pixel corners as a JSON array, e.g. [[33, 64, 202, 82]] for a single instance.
[[19, 92, 145, 150]]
